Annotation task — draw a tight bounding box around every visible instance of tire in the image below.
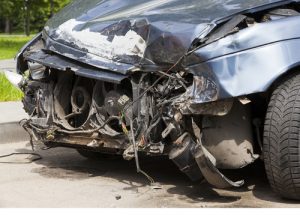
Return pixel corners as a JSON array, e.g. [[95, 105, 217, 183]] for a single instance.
[[77, 149, 120, 160], [264, 73, 300, 200]]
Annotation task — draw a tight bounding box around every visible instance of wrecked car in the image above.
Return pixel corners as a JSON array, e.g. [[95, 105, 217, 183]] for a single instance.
[[6, 0, 300, 200]]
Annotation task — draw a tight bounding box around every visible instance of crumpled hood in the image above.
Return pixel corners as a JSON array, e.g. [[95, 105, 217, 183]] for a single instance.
[[44, 0, 285, 71]]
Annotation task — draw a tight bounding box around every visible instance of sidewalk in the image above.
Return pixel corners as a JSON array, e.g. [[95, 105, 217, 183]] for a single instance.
[[0, 59, 29, 143], [0, 101, 29, 143], [0, 101, 27, 123], [0, 59, 16, 72]]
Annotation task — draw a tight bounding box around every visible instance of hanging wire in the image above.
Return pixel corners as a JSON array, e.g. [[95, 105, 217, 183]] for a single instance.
[[122, 55, 185, 113], [0, 152, 42, 164], [120, 117, 156, 185]]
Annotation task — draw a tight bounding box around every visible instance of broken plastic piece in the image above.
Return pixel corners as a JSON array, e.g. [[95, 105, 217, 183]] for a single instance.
[[191, 119, 244, 188], [194, 143, 244, 189]]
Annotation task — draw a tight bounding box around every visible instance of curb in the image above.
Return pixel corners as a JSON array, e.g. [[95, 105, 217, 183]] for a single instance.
[[0, 122, 29, 144]]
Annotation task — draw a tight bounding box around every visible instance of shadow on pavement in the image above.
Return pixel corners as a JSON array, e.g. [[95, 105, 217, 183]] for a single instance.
[[14, 144, 300, 206]]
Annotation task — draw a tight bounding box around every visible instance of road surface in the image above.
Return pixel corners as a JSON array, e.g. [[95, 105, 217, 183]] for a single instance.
[[0, 141, 299, 208]]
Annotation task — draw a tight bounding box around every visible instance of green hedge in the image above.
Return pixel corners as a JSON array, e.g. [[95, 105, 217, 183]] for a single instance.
[[0, 35, 32, 60]]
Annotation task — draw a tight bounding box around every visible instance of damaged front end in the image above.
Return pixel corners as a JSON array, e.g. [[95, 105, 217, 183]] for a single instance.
[[13, 0, 300, 188]]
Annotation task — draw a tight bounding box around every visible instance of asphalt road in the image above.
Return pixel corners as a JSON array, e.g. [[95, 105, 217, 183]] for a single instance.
[[0, 141, 299, 208]]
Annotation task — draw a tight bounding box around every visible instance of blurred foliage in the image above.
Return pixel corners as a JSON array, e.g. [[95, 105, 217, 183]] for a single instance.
[[0, 73, 24, 101], [0, 35, 33, 60], [0, 0, 72, 34]]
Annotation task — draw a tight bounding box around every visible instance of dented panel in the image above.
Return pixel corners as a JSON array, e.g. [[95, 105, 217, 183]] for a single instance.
[[186, 38, 300, 101], [42, 0, 300, 72]]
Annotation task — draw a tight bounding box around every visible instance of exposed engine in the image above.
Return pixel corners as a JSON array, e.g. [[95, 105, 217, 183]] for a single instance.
[[12, 62, 255, 188], [21, 66, 190, 157]]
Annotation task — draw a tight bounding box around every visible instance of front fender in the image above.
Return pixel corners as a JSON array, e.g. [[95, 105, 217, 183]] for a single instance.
[[183, 15, 300, 105], [185, 38, 300, 103]]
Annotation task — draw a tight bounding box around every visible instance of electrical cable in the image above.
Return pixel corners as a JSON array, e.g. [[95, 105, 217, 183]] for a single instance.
[[122, 55, 185, 113], [0, 152, 42, 164], [128, 119, 155, 185]]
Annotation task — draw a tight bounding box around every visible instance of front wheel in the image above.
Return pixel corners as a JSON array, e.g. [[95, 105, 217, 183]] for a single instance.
[[264, 73, 300, 200]]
